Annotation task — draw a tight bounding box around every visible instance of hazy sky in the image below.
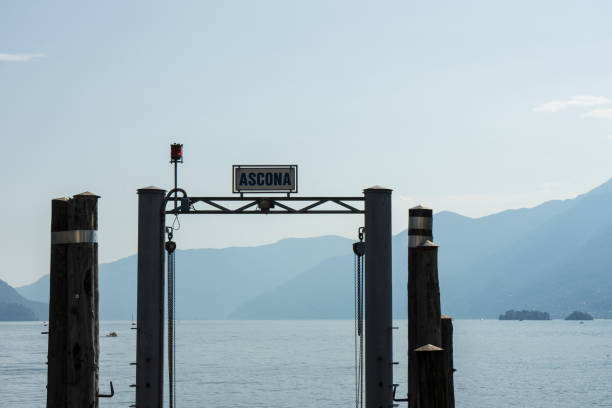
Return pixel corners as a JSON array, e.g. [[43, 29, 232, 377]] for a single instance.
[[2, 1, 612, 286]]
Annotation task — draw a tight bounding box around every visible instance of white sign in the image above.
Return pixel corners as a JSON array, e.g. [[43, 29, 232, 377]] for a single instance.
[[233, 166, 297, 193]]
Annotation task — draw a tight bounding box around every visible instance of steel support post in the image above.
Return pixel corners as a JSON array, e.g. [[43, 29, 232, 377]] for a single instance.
[[136, 187, 166, 408], [364, 186, 393, 408]]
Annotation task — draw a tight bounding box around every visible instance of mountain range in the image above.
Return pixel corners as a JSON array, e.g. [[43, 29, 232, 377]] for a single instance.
[[0, 278, 47, 321], [7, 178, 612, 320], [16, 236, 353, 320]]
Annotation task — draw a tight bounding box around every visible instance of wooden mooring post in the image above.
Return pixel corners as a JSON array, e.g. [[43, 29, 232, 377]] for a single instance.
[[414, 344, 450, 408], [47, 192, 100, 408], [407, 206, 454, 408], [441, 316, 455, 408]]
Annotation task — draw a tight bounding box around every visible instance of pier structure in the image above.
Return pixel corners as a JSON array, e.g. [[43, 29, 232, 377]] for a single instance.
[[45, 146, 454, 407], [135, 186, 393, 408]]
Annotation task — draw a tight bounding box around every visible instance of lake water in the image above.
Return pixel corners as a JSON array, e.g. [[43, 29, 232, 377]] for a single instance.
[[1, 319, 611, 407]]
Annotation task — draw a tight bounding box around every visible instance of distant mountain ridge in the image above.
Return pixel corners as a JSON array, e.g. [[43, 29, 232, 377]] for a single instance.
[[0, 302, 37, 321], [12, 178, 612, 319], [0, 278, 47, 320], [229, 178, 612, 319], [17, 236, 353, 320], [438, 178, 612, 318]]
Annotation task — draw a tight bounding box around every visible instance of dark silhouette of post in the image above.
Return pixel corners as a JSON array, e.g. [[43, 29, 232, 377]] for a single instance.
[[409, 240, 442, 406], [414, 344, 450, 408], [136, 187, 166, 408], [408, 206, 442, 407], [364, 186, 393, 408], [47, 198, 69, 408], [67, 193, 100, 407], [441, 316, 455, 407], [47, 192, 100, 408]]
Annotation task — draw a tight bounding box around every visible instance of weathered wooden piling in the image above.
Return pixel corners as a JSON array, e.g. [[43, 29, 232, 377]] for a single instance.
[[414, 344, 450, 408], [47, 193, 100, 408], [441, 316, 455, 408], [408, 240, 442, 406], [408, 206, 442, 406], [408, 206, 455, 407], [412, 241, 442, 344], [47, 198, 69, 408]]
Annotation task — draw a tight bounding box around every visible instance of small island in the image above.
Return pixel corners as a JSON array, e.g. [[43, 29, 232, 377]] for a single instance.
[[499, 309, 550, 320], [565, 311, 593, 321]]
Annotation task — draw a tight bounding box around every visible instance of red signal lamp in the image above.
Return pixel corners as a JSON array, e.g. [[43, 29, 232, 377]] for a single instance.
[[170, 143, 183, 163]]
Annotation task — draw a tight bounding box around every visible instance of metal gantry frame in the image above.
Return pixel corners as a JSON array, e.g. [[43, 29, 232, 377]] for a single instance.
[[167, 195, 365, 215], [135, 187, 393, 408]]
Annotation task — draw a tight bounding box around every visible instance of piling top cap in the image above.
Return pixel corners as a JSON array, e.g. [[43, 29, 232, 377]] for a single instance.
[[74, 191, 100, 198], [52, 197, 69, 202], [364, 185, 393, 192], [420, 240, 439, 248], [410, 205, 432, 211], [441, 314, 452, 319], [137, 186, 166, 194], [415, 344, 444, 352]]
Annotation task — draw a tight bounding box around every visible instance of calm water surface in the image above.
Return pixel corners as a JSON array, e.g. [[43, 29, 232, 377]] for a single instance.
[[1, 319, 611, 407]]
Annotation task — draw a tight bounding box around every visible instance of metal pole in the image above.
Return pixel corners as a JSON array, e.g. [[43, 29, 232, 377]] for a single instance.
[[364, 186, 393, 408], [136, 187, 166, 408], [174, 162, 178, 212]]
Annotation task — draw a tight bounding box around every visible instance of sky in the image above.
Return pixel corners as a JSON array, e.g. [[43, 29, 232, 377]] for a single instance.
[[1, 1, 612, 286]]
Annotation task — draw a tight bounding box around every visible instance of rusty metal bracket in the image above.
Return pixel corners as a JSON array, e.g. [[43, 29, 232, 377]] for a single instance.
[[392, 384, 409, 402], [98, 381, 114, 398]]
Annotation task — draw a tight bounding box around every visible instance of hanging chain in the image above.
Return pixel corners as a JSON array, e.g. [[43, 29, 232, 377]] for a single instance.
[[165, 227, 177, 408], [354, 254, 359, 408], [353, 227, 365, 408], [358, 254, 364, 408]]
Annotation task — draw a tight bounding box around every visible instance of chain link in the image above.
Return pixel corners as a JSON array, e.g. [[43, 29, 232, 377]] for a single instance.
[[167, 240, 176, 408], [354, 226, 365, 408]]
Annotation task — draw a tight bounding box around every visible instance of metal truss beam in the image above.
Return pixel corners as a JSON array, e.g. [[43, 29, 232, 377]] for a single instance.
[[164, 196, 365, 215]]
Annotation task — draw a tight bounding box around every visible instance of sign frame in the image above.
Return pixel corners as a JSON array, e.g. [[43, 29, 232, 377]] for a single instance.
[[232, 165, 298, 194]]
